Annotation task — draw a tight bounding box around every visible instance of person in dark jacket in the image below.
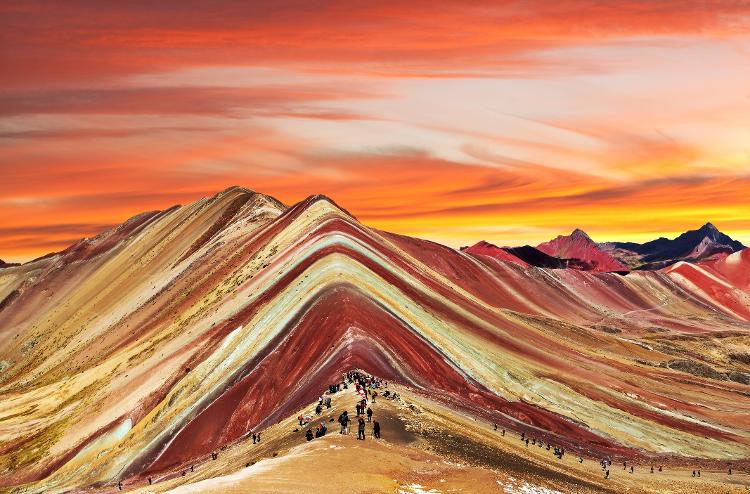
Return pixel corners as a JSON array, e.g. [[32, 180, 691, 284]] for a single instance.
[[357, 417, 366, 440], [373, 420, 381, 439], [366, 407, 373, 422], [339, 411, 350, 434]]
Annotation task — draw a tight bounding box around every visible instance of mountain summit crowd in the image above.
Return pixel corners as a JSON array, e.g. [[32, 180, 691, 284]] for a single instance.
[[300, 370, 388, 443]]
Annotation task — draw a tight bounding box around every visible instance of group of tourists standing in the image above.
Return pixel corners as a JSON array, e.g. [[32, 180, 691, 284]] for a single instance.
[[305, 370, 385, 444]]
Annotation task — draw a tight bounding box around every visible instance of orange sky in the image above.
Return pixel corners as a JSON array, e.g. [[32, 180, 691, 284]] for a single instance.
[[1, 1, 750, 262]]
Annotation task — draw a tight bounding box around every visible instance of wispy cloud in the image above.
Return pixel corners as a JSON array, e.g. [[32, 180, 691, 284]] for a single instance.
[[2, 1, 750, 260]]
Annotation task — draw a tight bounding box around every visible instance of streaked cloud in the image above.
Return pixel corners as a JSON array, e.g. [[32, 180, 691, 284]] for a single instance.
[[1, 1, 750, 261]]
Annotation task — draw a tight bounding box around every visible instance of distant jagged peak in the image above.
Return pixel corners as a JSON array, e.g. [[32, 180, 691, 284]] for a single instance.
[[693, 222, 722, 241], [670, 221, 744, 254], [569, 228, 592, 241], [537, 227, 629, 272], [544, 228, 595, 245], [683, 221, 736, 240], [465, 240, 503, 250]]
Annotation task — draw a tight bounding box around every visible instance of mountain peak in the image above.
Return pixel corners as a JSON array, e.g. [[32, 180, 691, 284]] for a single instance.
[[570, 228, 592, 241], [222, 185, 256, 194], [610, 222, 744, 268], [283, 193, 358, 222], [537, 229, 629, 272]]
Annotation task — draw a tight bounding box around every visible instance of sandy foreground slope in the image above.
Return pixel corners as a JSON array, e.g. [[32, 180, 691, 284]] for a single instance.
[[80, 384, 748, 494]]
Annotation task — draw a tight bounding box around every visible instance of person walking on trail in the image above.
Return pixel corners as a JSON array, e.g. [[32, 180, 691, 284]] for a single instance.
[[373, 420, 381, 439], [339, 411, 350, 434], [366, 407, 373, 422], [358, 417, 366, 440], [306, 428, 314, 441]]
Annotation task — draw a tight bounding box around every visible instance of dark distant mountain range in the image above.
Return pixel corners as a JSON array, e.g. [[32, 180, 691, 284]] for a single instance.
[[600, 223, 744, 270], [463, 223, 744, 272]]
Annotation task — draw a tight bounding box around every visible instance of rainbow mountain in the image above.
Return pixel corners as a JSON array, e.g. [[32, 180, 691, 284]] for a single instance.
[[0, 186, 748, 493]]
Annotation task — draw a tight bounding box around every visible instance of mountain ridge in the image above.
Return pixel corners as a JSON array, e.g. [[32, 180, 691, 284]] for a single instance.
[[1, 186, 749, 492]]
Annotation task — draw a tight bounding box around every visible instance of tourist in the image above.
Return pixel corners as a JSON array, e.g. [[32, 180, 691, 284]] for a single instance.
[[373, 420, 381, 439], [367, 407, 373, 422], [339, 411, 349, 434], [358, 417, 366, 440]]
